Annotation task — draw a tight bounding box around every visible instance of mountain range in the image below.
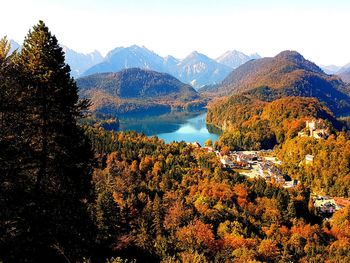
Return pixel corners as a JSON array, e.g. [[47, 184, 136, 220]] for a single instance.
[[76, 68, 204, 115], [7, 38, 260, 90], [204, 50, 350, 116], [82, 45, 259, 89], [8, 38, 350, 89]]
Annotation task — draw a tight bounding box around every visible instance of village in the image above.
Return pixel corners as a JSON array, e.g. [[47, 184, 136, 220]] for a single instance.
[[213, 148, 297, 188], [189, 117, 348, 219], [188, 119, 350, 218], [211, 146, 350, 217]]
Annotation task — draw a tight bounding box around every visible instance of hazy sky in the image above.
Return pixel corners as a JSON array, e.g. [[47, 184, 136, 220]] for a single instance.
[[1, 0, 349, 66]]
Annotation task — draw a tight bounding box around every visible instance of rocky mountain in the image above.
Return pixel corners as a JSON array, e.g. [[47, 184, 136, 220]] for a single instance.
[[83, 45, 164, 77], [77, 68, 204, 115], [82, 45, 240, 89], [62, 46, 103, 78], [163, 55, 180, 74], [175, 51, 232, 88], [216, 50, 260, 69], [203, 50, 350, 116]]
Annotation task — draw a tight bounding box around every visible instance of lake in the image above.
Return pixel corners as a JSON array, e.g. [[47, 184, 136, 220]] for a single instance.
[[117, 112, 221, 145]]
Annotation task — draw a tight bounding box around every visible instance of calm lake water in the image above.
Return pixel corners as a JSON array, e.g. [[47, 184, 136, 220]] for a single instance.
[[117, 112, 221, 145]]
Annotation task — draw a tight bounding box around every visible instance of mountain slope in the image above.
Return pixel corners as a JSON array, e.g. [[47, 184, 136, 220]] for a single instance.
[[62, 46, 103, 78], [176, 51, 232, 88], [216, 50, 260, 69], [77, 68, 203, 115], [83, 45, 164, 76], [206, 51, 350, 115]]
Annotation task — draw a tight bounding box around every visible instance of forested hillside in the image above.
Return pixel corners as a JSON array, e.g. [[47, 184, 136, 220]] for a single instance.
[[83, 127, 349, 262], [77, 68, 204, 115], [203, 51, 350, 116]]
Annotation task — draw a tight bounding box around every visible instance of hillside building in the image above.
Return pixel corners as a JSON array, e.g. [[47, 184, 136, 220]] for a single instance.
[[298, 119, 329, 139]]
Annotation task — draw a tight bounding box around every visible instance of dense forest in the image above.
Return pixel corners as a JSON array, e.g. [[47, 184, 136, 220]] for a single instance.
[[1, 21, 350, 263], [276, 133, 350, 197]]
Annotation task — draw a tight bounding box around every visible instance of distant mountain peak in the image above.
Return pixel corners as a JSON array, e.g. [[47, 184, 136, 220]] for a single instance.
[[164, 55, 178, 60], [216, 50, 260, 69], [249, 53, 261, 59], [187, 51, 204, 58]]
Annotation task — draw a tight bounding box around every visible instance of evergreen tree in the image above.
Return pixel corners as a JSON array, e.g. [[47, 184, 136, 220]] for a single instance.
[[0, 22, 95, 262]]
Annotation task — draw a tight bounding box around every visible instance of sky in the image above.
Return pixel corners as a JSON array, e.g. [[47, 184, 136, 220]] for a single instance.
[[1, 0, 350, 66]]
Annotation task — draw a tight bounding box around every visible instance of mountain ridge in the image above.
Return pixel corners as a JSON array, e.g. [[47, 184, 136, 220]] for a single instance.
[[203, 50, 350, 116], [82, 45, 257, 89], [76, 68, 204, 115]]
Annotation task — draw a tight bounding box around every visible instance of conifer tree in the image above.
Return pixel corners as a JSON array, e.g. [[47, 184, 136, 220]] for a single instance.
[[0, 21, 95, 262]]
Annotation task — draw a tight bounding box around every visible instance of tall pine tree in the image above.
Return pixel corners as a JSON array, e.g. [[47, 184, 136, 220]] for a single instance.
[[0, 21, 95, 262]]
